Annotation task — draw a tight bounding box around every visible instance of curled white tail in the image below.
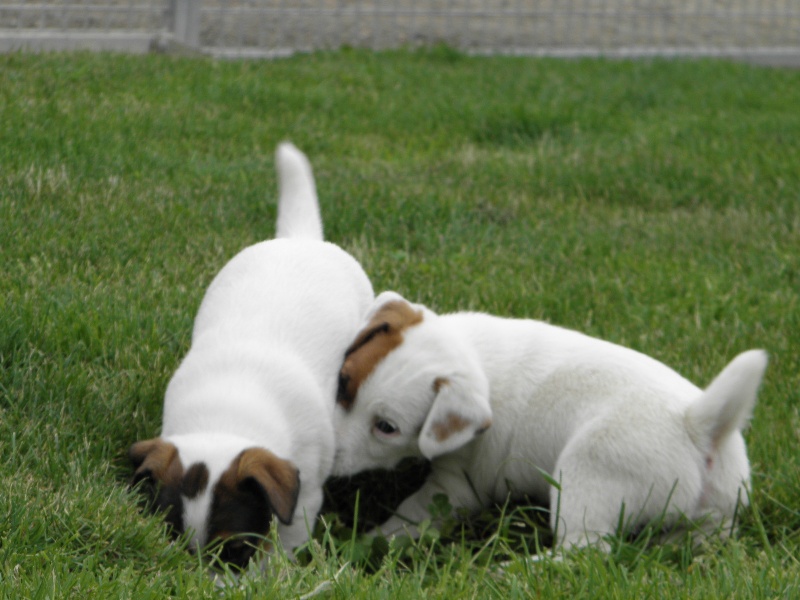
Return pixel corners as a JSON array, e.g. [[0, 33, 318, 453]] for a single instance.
[[685, 349, 768, 451], [275, 142, 324, 241]]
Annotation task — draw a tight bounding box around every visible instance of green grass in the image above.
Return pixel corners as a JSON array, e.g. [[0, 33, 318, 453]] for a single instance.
[[1, 48, 799, 598]]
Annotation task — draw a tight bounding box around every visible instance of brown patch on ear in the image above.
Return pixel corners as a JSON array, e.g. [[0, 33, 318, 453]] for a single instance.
[[429, 378, 468, 440], [429, 378, 493, 441], [128, 438, 186, 534], [431, 413, 471, 442], [237, 448, 300, 524], [338, 300, 424, 410], [128, 438, 183, 487], [213, 447, 300, 532]]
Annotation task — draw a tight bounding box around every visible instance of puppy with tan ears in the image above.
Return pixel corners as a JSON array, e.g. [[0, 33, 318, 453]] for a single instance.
[[332, 291, 767, 552], [129, 143, 373, 569]]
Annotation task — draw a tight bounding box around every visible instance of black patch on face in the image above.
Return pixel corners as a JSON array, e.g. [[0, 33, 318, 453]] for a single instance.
[[182, 462, 209, 499], [206, 477, 274, 570]]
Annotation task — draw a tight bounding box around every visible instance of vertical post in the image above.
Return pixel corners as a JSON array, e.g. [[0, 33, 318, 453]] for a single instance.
[[171, 0, 201, 48]]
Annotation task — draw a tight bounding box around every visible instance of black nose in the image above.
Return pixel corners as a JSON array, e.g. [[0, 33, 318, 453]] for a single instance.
[[216, 538, 257, 570]]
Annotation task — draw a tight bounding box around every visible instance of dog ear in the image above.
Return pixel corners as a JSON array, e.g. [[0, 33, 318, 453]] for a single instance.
[[236, 448, 300, 525], [418, 375, 493, 460], [338, 293, 424, 410], [128, 438, 182, 487], [363, 291, 408, 321]]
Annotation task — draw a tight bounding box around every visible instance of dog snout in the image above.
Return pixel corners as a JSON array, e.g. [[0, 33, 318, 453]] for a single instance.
[[208, 535, 262, 571], [219, 539, 257, 570]]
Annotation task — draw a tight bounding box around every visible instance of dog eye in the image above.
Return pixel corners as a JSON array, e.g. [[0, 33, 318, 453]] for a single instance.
[[373, 419, 400, 437]]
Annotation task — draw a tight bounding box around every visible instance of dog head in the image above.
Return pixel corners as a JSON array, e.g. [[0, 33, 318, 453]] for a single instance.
[[332, 291, 492, 476], [129, 435, 300, 570]]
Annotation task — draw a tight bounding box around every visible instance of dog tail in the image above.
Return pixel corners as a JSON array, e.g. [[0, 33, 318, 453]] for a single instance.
[[685, 350, 767, 451], [274, 142, 324, 241]]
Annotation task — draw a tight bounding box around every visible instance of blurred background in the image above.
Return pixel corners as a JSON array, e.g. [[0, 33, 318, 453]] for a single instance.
[[1, 0, 798, 65]]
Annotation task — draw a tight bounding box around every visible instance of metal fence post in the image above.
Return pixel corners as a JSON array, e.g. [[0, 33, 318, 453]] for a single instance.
[[170, 0, 201, 49]]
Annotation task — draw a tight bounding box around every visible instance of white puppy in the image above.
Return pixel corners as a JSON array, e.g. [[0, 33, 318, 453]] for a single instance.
[[129, 143, 374, 569], [332, 291, 767, 552]]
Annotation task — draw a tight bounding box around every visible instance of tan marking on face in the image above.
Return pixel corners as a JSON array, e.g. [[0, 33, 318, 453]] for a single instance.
[[338, 300, 424, 410], [431, 412, 471, 442]]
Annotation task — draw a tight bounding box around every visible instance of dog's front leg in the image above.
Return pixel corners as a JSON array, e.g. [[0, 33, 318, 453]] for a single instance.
[[375, 462, 483, 539]]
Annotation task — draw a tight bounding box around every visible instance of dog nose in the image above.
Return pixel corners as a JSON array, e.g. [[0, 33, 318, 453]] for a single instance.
[[218, 539, 257, 570]]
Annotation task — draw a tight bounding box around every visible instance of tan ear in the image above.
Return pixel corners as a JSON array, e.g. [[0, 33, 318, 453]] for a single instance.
[[128, 438, 182, 485], [419, 375, 493, 460], [338, 294, 424, 410], [236, 448, 300, 525]]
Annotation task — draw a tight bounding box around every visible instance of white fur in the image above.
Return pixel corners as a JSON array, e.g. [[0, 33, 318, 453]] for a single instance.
[[332, 292, 767, 551], [160, 143, 373, 551]]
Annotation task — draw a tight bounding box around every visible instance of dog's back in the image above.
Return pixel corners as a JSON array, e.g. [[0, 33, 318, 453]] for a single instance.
[[185, 143, 372, 418]]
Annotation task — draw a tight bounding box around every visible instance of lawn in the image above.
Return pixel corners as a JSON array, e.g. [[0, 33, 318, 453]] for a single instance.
[[1, 48, 798, 598]]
